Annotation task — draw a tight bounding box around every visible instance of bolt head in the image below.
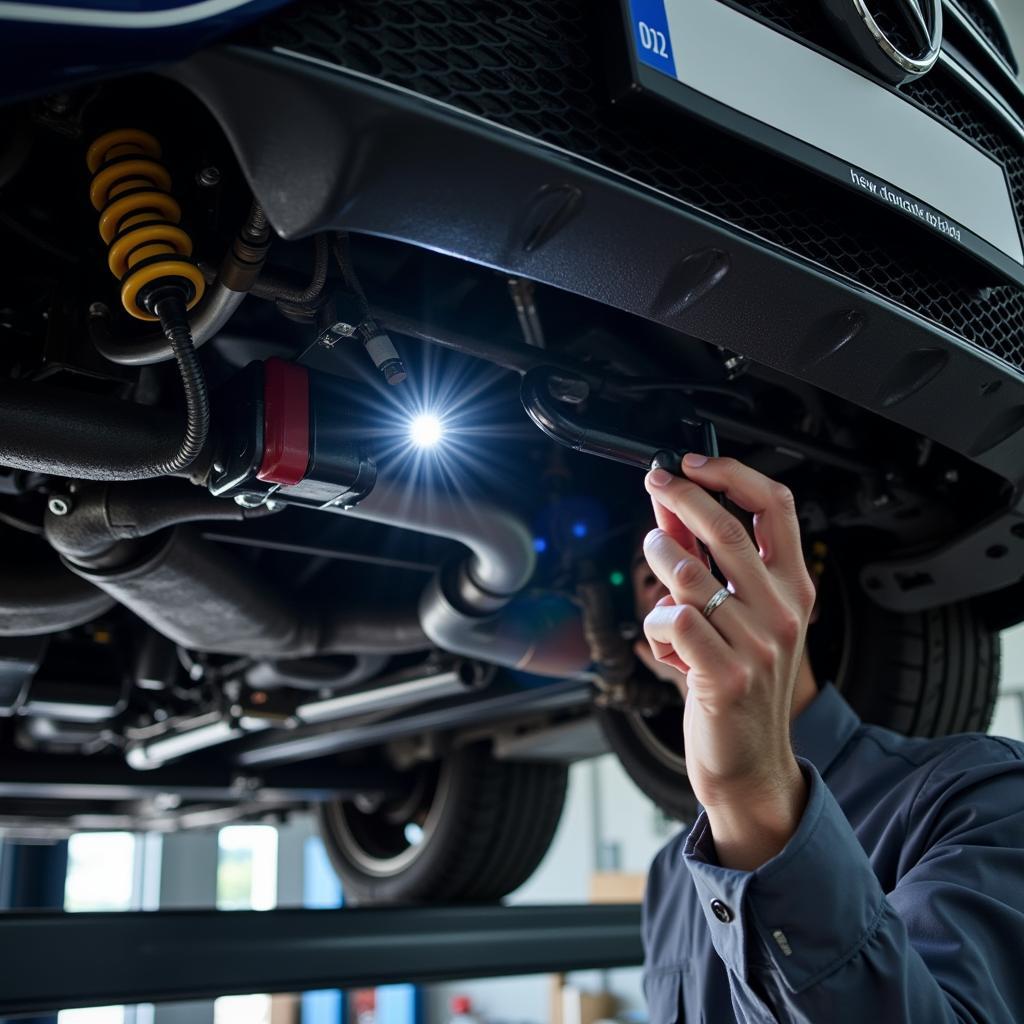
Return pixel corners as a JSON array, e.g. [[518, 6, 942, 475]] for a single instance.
[[48, 496, 71, 516], [318, 322, 356, 349], [354, 793, 383, 814], [196, 166, 221, 187]]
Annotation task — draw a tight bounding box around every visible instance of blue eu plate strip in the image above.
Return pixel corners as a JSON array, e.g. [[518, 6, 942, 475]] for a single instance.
[[628, 0, 677, 78]]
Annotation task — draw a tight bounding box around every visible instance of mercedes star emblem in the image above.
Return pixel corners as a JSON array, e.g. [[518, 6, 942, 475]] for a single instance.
[[824, 0, 943, 84]]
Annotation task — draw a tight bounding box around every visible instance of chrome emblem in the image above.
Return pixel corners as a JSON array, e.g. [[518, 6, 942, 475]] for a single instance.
[[825, 0, 943, 83]]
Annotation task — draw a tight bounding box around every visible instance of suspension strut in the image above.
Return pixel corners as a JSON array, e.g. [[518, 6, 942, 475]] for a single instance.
[[86, 129, 210, 475]]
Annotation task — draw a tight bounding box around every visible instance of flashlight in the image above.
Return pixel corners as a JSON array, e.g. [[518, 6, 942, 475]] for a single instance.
[[409, 412, 444, 449]]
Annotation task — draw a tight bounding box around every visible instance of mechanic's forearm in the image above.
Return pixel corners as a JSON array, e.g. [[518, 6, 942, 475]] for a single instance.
[[685, 763, 986, 1024], [702, 758, 807, 872]]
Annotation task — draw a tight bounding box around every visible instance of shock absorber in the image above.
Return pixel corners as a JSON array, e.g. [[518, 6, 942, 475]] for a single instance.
[[86, 129, 209, 475]]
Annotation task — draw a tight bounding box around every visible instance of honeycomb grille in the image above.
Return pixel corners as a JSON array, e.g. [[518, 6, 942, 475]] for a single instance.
[[247, 0, 1024, 374], [901, 75, 1024, 242], [725, 0, 832, 45]]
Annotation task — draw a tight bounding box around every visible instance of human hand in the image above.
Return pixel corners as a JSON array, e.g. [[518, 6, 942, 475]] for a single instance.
[[641, 454, 816, 870]]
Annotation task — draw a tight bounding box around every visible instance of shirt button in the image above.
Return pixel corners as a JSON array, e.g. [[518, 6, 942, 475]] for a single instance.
[[710, 898, 734, 923]]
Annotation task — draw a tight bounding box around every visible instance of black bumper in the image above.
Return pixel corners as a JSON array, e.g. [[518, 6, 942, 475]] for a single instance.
[[171, 38, 1024, 610]]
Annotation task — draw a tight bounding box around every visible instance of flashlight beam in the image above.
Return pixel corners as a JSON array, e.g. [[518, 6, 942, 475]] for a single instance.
[[409, 413, 443, 449]]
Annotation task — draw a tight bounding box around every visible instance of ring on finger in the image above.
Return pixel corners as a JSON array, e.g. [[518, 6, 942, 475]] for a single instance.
[[702, 587, 732, 620]]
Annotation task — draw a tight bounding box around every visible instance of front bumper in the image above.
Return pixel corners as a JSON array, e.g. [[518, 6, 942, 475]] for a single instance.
[[171, 2, 1024, 609]]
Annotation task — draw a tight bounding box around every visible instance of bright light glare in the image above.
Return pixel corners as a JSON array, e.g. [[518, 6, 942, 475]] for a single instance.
[[409, 412, 444, 449]]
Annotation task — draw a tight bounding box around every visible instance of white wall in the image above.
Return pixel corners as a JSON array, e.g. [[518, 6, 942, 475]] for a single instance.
[[993, 622, 1024, 742]]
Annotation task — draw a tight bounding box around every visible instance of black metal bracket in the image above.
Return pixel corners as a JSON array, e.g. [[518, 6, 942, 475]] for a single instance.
[[860, 499, 1024, 612], [0, 903, 642, 1015], [520, 365, 718, 473], [521, 365, 726, 582]]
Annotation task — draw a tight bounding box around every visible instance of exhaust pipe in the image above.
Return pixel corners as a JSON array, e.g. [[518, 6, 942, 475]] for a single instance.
[[46, 482, 430, 658], [126, 712, 266, 771], [59, 526, 429, 658], [46, 471, 590, 676], [339, 474, 535, 598], [0, 556, 115, 636], [40, 423, 591, 676], [337, 477, 592, 678], [126, 663, 485, 769]]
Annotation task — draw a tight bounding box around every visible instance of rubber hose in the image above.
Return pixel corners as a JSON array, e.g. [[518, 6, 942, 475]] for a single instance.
[[249, 234, 328, 306], [151, 293, 210, 477]]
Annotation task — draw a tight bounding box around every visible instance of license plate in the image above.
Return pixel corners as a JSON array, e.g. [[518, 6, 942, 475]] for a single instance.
[[620, 0, 1023, 281]]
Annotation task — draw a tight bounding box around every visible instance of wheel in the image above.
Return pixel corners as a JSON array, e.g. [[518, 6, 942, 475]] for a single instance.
[[598, 553, 1001, 823], [317, 742, 568, 905], [810, 560, 1001, 738], [596, 699, 700, 824]]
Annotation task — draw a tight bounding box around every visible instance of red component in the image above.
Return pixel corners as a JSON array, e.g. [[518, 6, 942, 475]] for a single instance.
[[257, 357, 310, 486], [353, 990, 376, 1011], [451, 996, 472, 1014]]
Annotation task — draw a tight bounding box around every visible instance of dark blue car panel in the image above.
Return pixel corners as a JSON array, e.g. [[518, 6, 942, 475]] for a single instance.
[[0, 0, 291, 103]]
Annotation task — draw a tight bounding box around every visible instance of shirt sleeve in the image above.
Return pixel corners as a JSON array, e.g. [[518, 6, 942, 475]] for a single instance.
[[682, 745, 1024, 1024]]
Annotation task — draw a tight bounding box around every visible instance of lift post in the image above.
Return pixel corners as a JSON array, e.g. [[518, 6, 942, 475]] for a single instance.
[[0, 903, 643, 1016]]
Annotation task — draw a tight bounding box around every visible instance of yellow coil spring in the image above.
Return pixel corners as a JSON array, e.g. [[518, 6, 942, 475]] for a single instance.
[[86, 129, 206, 322]]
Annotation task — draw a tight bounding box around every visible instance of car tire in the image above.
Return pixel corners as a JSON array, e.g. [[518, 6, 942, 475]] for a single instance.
[[317, 742, 567, 904], [597, 557, 1001, 823], [595, 700, 701, 824], [825, 587, 1001, 739]]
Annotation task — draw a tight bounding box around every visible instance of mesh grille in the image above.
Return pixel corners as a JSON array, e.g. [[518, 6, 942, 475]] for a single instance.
[[726, 0, 832, 44], [248, 0, 1024, 374], [901, 75, 1024, 241]]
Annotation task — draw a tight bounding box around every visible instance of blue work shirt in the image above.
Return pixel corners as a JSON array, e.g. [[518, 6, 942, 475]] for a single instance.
[[642, 682, 1024, 1023]]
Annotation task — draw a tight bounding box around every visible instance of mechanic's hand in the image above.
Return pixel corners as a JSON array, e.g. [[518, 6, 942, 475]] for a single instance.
[[641, 454, 816, 870]]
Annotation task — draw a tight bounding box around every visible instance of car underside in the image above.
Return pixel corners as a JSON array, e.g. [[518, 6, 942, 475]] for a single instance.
[[0, 0, 1021, 902]]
